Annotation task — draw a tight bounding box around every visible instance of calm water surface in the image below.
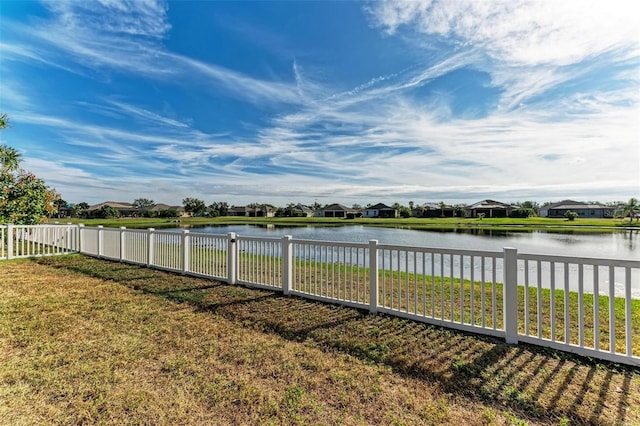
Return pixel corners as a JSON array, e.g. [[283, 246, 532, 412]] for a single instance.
[[165, 224, 639, 297], [174, 224, 638, 260]]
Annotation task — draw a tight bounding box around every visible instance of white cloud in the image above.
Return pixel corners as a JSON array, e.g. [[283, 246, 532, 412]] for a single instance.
[[167, 53, 302, 105], [4, 0, 303, 106], [3, 1, 638, 206], [104, 100, 189, 128], [42, 0, 171, 39], [367, 0, 640, 66]]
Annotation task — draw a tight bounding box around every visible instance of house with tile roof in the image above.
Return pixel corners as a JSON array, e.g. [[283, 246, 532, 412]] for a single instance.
[[315, 203, 358, 218], [363, 203, 397, 218], [87, 201, 137, 217], [541, 200, 614, 218], [466, 199, 516, 218]]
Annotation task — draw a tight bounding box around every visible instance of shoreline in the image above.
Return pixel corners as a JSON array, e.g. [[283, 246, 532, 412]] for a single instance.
[[49, 216, 640, 233]]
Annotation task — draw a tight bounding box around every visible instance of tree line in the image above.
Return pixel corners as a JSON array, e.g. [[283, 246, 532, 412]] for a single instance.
[[86, 198, 638, 222]]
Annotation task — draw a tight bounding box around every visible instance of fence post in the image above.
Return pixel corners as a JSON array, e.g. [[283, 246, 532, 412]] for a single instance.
[[282, 235, 293, 295], [369, 239, 379, 314], [97, 225, 104, 258], [181, 230, 190, 274], [147, 228, 155, 267], [7, 224, 14, 260], [503, 247, 519, 344], [77, 224, 84, 253], [119, 227, 126, 261], [0, 226, 4, 260], [227, 232, 237, 285], [64, 225, 71, 253]]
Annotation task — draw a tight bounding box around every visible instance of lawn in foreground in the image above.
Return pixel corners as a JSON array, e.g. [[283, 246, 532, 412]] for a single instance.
[[1, 255, 638, 425]]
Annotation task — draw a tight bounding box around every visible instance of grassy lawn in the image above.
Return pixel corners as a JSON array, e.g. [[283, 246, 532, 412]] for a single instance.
[[212, 249, 640, 356], [1, 255, 639, 425], [50, 215, 639, 231]]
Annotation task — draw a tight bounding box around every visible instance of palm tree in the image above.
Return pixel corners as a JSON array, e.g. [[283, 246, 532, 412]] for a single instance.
[[286, 203, 296, 217], [624, 197, 639, 223], [0, 144, 21, 172], [0, 115, 21, 172]]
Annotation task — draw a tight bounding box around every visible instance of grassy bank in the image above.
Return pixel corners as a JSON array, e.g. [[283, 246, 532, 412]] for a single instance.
[[49, 215, 639, 232], [136, 242, 640, 356], [2, 255, 638, 425]]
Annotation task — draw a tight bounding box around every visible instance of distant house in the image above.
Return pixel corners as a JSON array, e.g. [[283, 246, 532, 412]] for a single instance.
[[227, 206, 275, 217], [363, 203, 397, 218], [414, 202, 455, 218], [228, 206, 250, 217], [315, 203, 358, 218], [254, 206, 275, 218], [542, 200, 614, 218], [88, 201, 188, 217], [143, 203, 187, 217], [466, 200, 515, 218], [87, 201, 137, 217], [284, 204, 314, 217]]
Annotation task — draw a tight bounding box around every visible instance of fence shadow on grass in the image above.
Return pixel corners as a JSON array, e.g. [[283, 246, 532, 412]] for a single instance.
[[33, 255, 639, 426]]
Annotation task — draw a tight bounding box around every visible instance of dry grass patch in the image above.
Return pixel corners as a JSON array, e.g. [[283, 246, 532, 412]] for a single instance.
[[2, 255, 639, 425], [2, 258, 525, 425]]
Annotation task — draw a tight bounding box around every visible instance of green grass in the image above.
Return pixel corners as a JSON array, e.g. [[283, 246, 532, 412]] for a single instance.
[[8, 227, 639, 358], [4, 254, 638, 425], [51, 215, 639, 231], [180, 244, 640, 357], [93, 237, 640, 357], [1, 256, 537, 426]]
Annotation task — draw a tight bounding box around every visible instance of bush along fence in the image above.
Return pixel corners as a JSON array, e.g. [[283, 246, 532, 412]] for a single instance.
[[2, 223, 639, 366]]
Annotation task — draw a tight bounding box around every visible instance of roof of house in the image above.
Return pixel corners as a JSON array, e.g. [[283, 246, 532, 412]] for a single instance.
[[88, 201, 134, 210], [549, 201, 609, 210], [319, 203, 356, 212], [467, 199, 514, 209], [229, 205, 274, 213], [286, 204, 313, 213], [144, 203, 184, 211], [420, 202, 452, 209], [364, 203, 394, 210]]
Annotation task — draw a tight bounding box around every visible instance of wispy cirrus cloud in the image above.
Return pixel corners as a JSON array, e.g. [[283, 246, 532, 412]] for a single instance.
[[4, 0, 304, 106], [1, 1, 637, 206], [366, 0, 639, 66], [365, 0, 640, 112], [166, 52, 302, 106], [102, 100, 189, 128], [41, 0, 171, 39]]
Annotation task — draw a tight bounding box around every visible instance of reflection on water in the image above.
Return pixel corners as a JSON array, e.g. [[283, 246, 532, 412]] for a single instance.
[[176, 224, 637, 259], [164, 224, 639, 297]]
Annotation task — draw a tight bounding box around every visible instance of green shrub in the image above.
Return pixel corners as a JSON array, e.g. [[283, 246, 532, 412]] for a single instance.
[[510, 208, 536, 218]]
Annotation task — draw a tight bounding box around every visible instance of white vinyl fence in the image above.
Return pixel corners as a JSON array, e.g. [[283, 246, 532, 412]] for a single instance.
[[2, 224, 638, 366], [1, 224, 79, 259]]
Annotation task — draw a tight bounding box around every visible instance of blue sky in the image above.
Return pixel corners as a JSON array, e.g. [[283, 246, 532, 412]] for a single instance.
[[1, 0, 638, 207]]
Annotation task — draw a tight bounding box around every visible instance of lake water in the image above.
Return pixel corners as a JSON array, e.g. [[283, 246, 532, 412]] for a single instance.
[[166, 224, 639, 297], [172, 224, 638, 260]]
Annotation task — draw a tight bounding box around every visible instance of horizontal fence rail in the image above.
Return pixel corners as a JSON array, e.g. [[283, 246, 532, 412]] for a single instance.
[[2, 224, 638, 366]]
